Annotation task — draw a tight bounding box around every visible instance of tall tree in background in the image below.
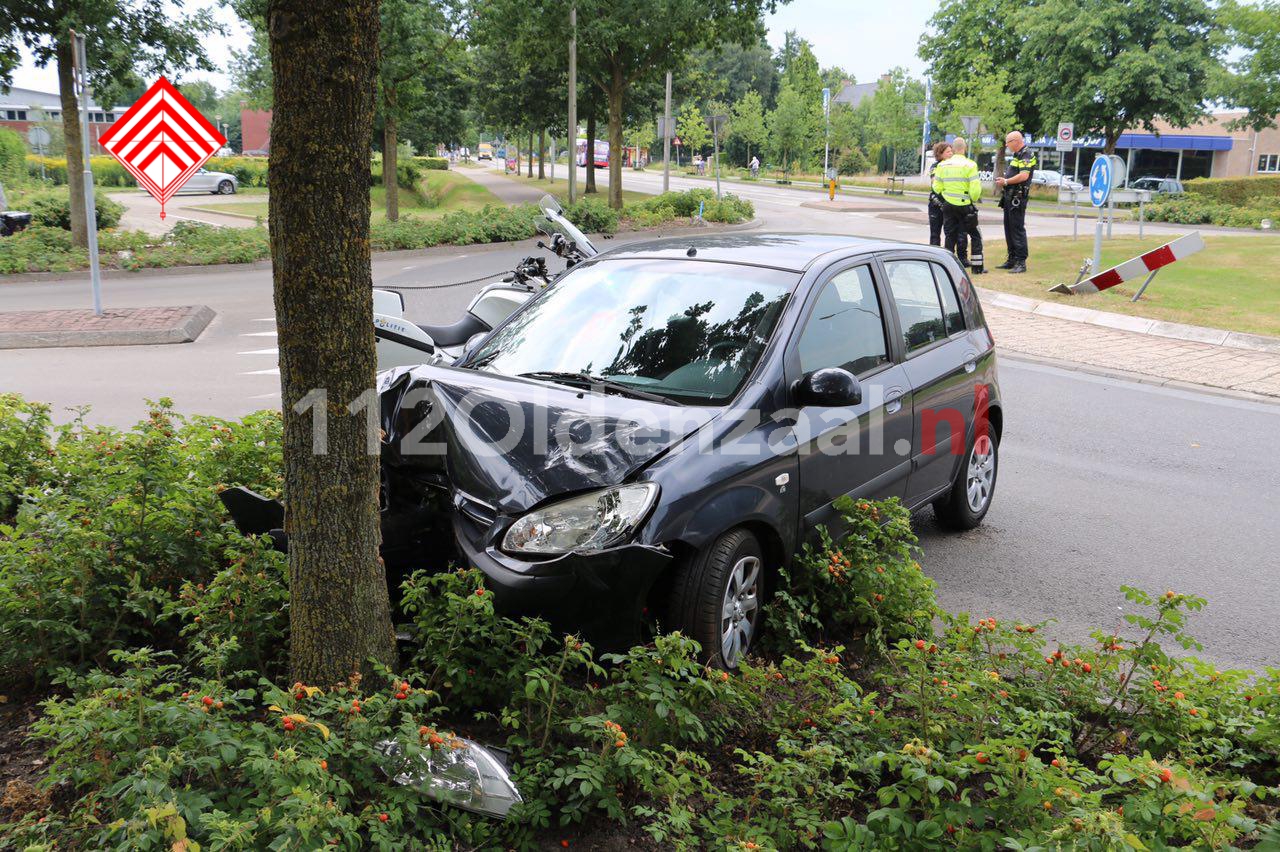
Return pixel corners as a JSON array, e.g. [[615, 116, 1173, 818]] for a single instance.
[[944, 53, 1016, 160], [0, 0, 217, 247], [1216, 0, 1280, 131], [730, 89, 766, 165], [677, 101, 710, 159], [565, 0, 778, 209], [866, 68, 925, 172], [1018, 0, 1216, 153], [767, 82, 812, 174], [378, 0, 466, 221], [268, 0, 396, 684]]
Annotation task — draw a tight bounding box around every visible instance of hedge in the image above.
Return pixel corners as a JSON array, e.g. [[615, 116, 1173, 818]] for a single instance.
[[0, 128, 26, 187], [1185, 175, 1280, 205], [24, 154, 431, 191], [1146, 195, 1280, 229]]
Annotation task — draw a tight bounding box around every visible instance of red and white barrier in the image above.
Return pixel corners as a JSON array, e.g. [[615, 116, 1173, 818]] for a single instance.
[[1050, 232, 1205, 296]]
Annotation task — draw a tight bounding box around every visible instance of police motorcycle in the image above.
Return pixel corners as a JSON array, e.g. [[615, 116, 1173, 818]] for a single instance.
[[373, 194, 598, 370]]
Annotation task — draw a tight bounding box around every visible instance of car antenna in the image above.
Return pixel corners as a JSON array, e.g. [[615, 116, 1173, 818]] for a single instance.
[[686, 247, 697, 257]]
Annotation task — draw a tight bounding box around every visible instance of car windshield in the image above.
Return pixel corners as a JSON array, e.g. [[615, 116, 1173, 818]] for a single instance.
[[470, 258, 795, 405]]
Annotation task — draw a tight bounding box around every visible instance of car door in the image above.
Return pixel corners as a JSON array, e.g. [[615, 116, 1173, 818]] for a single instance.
[[880, 254, 980, 507], [786, 261, 914, 536], [184, 169, 211, 193]]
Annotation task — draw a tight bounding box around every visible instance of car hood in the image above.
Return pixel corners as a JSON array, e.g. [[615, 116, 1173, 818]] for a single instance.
[[379, 364, 718, 513]]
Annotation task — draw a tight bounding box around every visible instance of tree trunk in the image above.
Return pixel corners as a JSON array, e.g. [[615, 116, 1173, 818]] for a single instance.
[[585, 113, 597, 193], [384, 87, 399, 222], [1103, 128, 1119, 157], [994, 144, 1007, 182], [268, 0, 397, 687], [538, 128, 545, 180], [527, 131, 533, 177], [56, 43, 88, 249], [606, 67, 625, 210]]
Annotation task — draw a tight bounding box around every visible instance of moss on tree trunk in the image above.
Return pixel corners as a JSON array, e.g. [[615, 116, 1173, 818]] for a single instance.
[[384, 84, 399, 222], [267, 0, 397, 686], [56, 43, 88, 250]]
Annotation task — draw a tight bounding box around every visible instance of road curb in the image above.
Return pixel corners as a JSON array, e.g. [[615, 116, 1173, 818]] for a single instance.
[[0, 305, 215, 349], [978, 287, 1280, 356]]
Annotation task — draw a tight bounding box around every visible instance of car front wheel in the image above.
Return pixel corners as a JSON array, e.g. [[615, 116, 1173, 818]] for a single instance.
[[667, 528, 763, 670], [217, 180, 235, 195], [933, 429, 998, 530]]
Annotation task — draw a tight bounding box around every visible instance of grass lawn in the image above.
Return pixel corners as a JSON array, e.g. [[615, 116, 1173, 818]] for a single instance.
[[499, 172, 654, 206], [185, 169, 501, 222], [980, 234, 1280, 338]]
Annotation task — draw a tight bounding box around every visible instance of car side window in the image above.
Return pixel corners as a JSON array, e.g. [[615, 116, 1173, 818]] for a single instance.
[[931, 264, 966, 335], [796, 265, 890, 377], [885, 260, 946, 353]]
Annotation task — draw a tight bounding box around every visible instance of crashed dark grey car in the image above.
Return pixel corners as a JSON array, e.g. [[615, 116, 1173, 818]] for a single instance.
[[373, 233, 1004, 668]]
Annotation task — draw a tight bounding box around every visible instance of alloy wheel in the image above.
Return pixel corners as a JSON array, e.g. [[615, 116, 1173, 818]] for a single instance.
[[719, 555, 761, 667], [966, 434, 995, 513]]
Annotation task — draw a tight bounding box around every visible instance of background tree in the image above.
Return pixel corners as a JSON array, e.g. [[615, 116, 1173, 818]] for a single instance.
[[0, 0, 217, 247], [562, 0, 777, 209], [1018, 0, 1216, 153], [767, 82, 812, 175], [866, 68, 925, 173], [944, 52, 1016, 160], [268, 0, 397, 684], [378, 0, 466, 221], [677, 101, 710, 159], [1216, 0, 1280, 130], [730, 89, 766, 165]]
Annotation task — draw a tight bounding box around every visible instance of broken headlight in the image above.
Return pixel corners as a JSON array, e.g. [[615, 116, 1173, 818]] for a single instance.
[[502, 483, 658, 555]]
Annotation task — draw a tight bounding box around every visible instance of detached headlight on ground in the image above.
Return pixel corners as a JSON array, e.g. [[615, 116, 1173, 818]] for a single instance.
[[376, 738, 522, 819], [502, 483, 658, 555]]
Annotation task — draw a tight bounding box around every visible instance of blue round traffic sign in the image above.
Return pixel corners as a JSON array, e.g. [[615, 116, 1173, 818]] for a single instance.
[[1089, 157, 1112, 208]]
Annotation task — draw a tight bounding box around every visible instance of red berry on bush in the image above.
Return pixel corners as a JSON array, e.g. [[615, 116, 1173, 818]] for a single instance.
[[1160, 768, 1173, 783], [1082, 663, 1092, 673], [378, 813, 389, 823], [1051, 758, 1061, 768], [283, 720, 296, 732], [475, 589, 485, 597], [976, 752, 989, 764], [395, 692, 407, 700], [202, 696, 214, 707], [320, 759, 328, 771], [915, 640, 926, 650]]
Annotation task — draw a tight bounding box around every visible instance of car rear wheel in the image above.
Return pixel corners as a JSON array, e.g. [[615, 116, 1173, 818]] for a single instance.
[[933, 430, 998, 530], [217, 180, 235, 195], [667, 529, 763, 670]]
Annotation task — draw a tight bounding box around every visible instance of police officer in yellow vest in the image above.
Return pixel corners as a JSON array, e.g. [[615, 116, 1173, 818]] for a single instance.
[[931, 136, 985, 274], [996, 130, 1037, 273]]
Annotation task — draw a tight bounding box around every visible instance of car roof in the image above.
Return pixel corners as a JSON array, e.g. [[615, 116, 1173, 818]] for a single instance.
[[595, 232, 917, 273]]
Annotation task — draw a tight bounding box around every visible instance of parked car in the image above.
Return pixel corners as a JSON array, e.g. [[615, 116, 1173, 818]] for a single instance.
[[1031, 169, 1084, 193], [179, 167, 238, 195], [1130, 176, 1185, 195], [372, 234, 1004, 668]]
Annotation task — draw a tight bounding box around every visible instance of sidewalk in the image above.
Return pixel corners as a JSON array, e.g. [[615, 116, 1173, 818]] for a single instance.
[[453, 165, 549, 205], [985, 305, 1280, 400]]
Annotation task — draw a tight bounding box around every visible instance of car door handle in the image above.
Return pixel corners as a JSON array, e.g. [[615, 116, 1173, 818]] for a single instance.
[[885, 387, 904, 415], [964, 350, 978, 373]]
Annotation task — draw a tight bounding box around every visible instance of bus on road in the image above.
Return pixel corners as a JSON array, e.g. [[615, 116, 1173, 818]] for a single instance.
[[576, 138, 609, 168]]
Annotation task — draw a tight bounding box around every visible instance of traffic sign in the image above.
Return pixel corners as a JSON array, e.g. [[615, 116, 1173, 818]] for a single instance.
[[1055, 122, 1074, 152], [98, 76, 226, 219], [1089, 156, 1112, 208], [27, 126, 51, 150], [959, 115, 981, 137]]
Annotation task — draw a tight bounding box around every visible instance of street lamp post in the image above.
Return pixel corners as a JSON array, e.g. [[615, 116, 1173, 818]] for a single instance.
[[663, 71, 672, 193], [70, 30, 103, 316]]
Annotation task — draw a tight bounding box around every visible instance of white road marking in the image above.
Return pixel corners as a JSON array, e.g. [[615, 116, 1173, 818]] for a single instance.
[[251, 317, 275, 323], [247, 391, 280, 399], [242, 368, 280, 375], [241, 331, 277, 337], [238, 348, 279, 356]]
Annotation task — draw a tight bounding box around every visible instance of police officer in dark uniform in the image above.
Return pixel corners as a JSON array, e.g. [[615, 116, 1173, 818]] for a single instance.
[[996, 130, 1036, 273], [927, 141, 952, 246]]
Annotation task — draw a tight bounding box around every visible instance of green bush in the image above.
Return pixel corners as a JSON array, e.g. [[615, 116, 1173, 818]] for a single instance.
[[1, 411, 1278, 849], [563, 195, 620, 234], [370, 157, 423, 190], [0, 401, 283, 685], [1146, 194, 1280, 229], [0, 128, 27, 187], [1185, 174, 1280, 205], [411, 156, 449, 171], [204, 155, 270, 188], [22, 188, 124, 230]]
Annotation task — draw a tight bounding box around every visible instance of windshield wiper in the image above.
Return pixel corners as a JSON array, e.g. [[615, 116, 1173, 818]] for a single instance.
[[517, 371, 680, 405]]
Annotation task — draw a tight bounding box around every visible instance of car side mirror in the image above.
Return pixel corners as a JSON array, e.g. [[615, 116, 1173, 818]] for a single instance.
[[462, 332, 488, 358], [794, 367, 862, 407]]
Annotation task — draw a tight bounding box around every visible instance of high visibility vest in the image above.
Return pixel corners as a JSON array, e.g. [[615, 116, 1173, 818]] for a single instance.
[[932, 154, 982, 206]]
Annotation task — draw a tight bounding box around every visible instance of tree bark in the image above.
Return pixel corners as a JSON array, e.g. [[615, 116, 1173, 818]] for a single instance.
[[585, 113, 597, 194], [268, 0, 397, 686], [606, 66, 624, 210], [56, 43, 88, 249], [384, 83, 399, 222], [527, 131, 533, 177], [538, 128, 545, 180]]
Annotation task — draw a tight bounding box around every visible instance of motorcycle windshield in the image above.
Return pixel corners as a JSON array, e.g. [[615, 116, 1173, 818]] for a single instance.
[[538, 194, 598, 258]]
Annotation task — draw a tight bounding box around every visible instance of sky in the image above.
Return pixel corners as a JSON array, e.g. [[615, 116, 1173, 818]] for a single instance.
[[5, 0, 935, 97]]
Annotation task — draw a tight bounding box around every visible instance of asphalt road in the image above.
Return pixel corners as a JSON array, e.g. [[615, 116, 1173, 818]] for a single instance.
[[4, 231, 1278, 672]]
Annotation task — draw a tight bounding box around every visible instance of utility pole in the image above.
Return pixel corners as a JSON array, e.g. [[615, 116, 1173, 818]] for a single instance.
[[567, 4, 577, 203], [712, 114, 721, 199], [71, 30, 103, 316], [663, 71, 672, 193], [919, 78, 932, 176], [822, 87, 831, 182]]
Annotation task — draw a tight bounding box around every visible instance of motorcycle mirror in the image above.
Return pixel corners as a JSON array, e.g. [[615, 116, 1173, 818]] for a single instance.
[[462, 332, 488, 359]]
